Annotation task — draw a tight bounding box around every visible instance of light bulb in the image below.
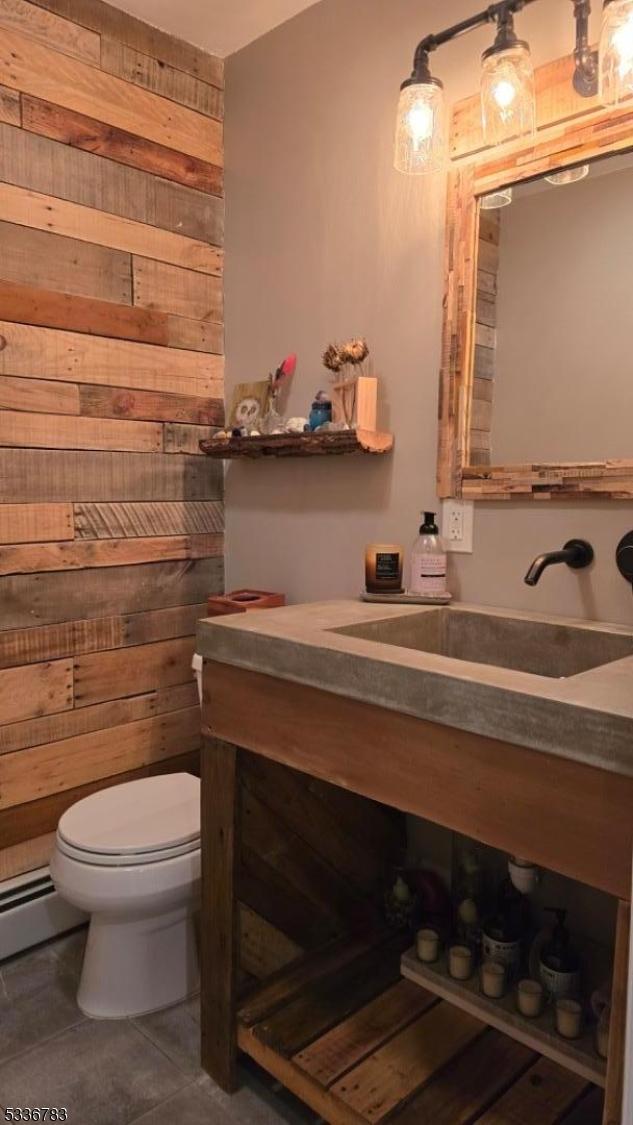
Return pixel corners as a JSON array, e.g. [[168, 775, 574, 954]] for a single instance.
[[493, 78, 518, 110], [394, 79, 446, 175], [600, 0, 633, 104], [481, 13, 535, 148]]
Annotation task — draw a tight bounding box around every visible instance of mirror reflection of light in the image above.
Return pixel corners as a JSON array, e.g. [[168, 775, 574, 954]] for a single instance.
[[406, 101, 434, 146], [614, 15, 633, 77]]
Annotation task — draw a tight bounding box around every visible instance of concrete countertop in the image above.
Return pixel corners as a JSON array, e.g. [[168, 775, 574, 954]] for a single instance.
[[197, 600, 633, 778]]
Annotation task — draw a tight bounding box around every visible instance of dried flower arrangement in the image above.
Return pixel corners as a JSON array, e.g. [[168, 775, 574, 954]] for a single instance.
[[322, 338, 370, 427]]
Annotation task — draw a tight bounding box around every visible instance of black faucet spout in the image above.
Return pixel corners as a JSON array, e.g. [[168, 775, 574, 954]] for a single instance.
[[524, 539, 594, 587]]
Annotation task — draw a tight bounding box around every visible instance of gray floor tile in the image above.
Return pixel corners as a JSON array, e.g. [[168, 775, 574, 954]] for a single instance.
[[0, 940, 85, 1063], [0, 1019, 189, 1125], [133, 996, 202, 1077], [198, 1063, 319, 1125], [129, 1083, 231, 1124], [50, 927, 88, 982]]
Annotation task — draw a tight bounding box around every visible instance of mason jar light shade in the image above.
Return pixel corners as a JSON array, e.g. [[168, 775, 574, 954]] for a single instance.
[[481, 44, 536, 147], [394, 81, 446, 174], [600, 0, 633, 105]]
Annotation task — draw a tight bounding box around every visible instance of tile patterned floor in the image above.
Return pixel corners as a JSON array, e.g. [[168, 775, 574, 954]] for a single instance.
[[0, 929, 319, 1125]]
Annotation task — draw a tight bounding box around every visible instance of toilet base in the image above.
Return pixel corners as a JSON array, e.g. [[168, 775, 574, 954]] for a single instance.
[[77, 904, 199, 1019]]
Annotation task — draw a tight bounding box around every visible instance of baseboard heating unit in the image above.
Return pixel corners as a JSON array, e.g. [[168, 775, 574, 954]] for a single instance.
[[0, 867, 86, 960]]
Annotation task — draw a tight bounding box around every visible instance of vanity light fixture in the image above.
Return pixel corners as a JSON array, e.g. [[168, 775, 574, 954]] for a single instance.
[[480, 186, 514, 207], [600, 0, 633, 104], [395, 0, 601, 175]]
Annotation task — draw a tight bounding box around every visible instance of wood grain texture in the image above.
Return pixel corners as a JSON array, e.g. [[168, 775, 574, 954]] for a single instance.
[[0, 449, 222, 502], [0, 219, 132, 304], [0, 409, 162, 453], [74, 635, 199, 708], [74, 500, 224, 538], [0, 831, 55, 879], [0, 502, 73, 544], [0, 280, 168, 346], [0, 123, 224, 242], [133, 257, 224, 321], [207, 662, 633, 899], [0, 681, 197, 753], [0, 27, 223, 165], [79, 385, 223, 425], [604, 901, 630, 1125], [28, 0, 224, 86], [0, 81, 20, 124], [22, 96, 224, 195], [0, 182, 223, 273], [0, 532, 222, 575], [101, 38, 224, 119], [0, 658, 73, 725], [0, 557, 223, 628], [0, 705, 201, 808], [475, 1057, 588, 1124], [164, 422, 214, 455], [0, 322, 223, 397], [0, 0, 100, 63], [0, 374, 80, 415]]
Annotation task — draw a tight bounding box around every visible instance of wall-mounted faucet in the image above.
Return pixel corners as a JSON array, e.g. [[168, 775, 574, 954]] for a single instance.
[[524, 539, 594, 587]]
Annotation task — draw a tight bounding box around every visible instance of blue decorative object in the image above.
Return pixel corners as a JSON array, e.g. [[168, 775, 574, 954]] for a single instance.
[[308, 392, 332, 432]]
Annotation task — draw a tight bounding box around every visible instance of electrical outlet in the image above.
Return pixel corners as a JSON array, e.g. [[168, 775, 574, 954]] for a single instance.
[[442, 500, 474, 554]]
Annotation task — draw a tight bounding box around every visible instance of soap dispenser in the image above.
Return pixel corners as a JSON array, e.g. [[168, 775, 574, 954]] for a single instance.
[[409, 512, 448, 597]]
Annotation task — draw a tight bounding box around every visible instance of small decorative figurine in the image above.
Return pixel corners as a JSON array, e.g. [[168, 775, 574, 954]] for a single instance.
[[228, 382, 271, 431], [308, 391, 332, 431]]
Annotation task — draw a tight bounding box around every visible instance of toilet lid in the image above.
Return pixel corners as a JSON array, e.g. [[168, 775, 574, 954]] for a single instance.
[[57, 773, 200, 858]]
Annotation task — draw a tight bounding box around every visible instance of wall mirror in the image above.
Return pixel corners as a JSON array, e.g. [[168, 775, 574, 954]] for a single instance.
[[438, 58, 633, 501]]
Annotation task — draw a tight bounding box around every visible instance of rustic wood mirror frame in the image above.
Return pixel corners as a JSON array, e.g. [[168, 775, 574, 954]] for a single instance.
[[437, 51, 633, 502]]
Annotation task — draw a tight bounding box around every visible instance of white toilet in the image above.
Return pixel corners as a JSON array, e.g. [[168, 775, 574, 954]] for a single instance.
[[50, 772, 201, 1019]]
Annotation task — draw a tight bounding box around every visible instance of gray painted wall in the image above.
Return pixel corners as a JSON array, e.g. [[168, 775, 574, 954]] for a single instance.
[[224, 0, 633, 626]]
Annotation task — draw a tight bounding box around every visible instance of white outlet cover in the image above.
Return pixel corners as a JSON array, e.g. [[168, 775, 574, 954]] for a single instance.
[[442, 500, 474, 554]]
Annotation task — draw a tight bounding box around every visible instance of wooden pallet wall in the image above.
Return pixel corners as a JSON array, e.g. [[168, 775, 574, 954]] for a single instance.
[[0, 0, 224, 879], [471, 209, 499, 466]]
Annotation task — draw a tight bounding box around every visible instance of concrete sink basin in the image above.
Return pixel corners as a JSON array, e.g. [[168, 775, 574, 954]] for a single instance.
[[333, 607, 633, 679]]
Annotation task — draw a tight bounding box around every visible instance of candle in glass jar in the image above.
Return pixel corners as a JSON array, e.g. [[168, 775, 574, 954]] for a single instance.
[[595, 1016, 610, 1059], [416, 928, 440, 964], [481, 960, 506, 999], [365, 544, 404, 594], [448, 945, 473, 981], [517, 979, 544, 1018], [556, 998, 582, 1040]]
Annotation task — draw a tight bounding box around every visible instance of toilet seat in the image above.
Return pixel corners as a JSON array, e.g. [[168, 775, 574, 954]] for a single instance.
[[56, 773, 200, 868]]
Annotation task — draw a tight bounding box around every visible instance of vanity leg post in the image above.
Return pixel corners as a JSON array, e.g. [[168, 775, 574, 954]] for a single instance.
[[200, 734, 240, 1093], [603, 899, 630, 1125]]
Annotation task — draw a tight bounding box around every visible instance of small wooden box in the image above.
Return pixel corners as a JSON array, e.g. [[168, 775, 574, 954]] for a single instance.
[[206, 590, 286, 617]]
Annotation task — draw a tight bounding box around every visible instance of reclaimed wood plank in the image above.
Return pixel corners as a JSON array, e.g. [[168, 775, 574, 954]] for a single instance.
[[0, 658, 72, 725], [560, 1088, 604, 1124], [164, 422, 214, 455], [22, 96, 223, 195], [74, 500, 224, 538], [133, 257, 223, 321], [0, 449, 222, 503], [0, 375, 80, 415], [239, 902, 302, 982], [239, 846, 338, 954], [0, 831, 55, 880], [293, 981, 435, 1088], [474, 1057, 589, 1123], [0, 220, 132, 305], [0, 503, 73, 544], [28, 0, 224, 86], [390, 1029, 536, 1124], [0, 681, 197, 754], [0, 533, 221, 575], [0, 122, 224, 242], [0, 28, 223, 165], [604, 900, 630, 1125], [0, 706, 200, 808], [0, 280, 170, 347], [0, 322, 222, 397], [0, 82, 20, 124], [332, 1003, 484, 1121], [166, 315, 223, 354], [74, 635, 198, 706], [79, 385, 223, 425], [0, 410, 162, 453], [201, 735, 240, 1091], [0, 182, 223, 274], [101, 38, 223, 119], [0, 746, 200, 846], [0, 604, 205, 670], [0, 0, 100, 62], [0, 557, 223, 628]]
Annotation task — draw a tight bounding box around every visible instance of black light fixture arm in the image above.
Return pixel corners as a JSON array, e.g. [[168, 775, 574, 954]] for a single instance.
[[406, 0, 598, 99]]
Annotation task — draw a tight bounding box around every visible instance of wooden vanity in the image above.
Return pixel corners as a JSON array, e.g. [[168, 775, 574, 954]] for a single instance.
[[198, 600, 633, 1125]]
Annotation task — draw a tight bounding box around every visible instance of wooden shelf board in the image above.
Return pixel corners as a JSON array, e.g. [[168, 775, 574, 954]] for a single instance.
[[401, 948, 606, 1089], [199, 429, 394, 458], [236, 933, 603, 1124]]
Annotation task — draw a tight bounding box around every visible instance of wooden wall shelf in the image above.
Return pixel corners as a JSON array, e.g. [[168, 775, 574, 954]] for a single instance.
[[401, 948, 606, 1089], [236, 931, 603, 1124], [199, 429, 394, 459]]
